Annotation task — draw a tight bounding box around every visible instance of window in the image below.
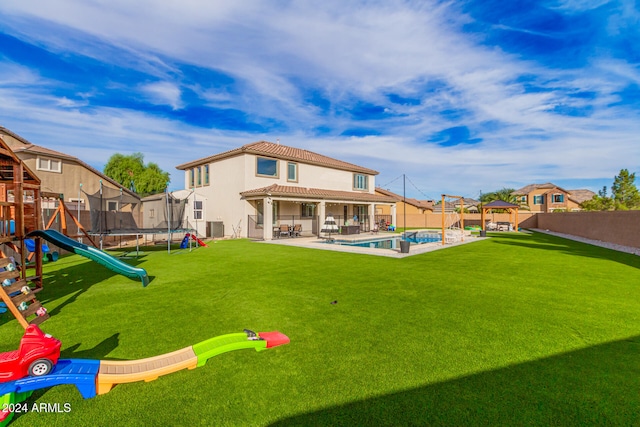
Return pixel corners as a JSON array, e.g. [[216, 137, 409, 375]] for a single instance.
[[196, 167, 202, 186], [194, 200, 203, 220], [256, 200, 264, 226], [204, 165, 210, 185], [189, 169, 195, 188], [353, 205, 367, 221], [256, 157, 278, 177], [287, 162, 298, 182], [552, 194, 564, 203], [301, 203, 316, 218], [533, 195, 544, 205], [36, 157, 61, 173], [69, 198, 85, 210], [148, 209, 155, 219], [353, 174, 368, 190], [107, 201, 118, 211], [520, 196, 526, 203]]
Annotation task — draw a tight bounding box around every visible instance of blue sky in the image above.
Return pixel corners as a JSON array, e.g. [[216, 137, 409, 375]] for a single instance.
[[0, 0, 638, 199]]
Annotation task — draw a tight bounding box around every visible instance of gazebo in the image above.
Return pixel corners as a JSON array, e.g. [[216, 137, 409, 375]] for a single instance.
[[480, 200, 520, 231]]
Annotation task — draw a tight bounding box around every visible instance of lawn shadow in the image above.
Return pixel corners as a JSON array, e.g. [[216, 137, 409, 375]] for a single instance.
[[271, 335, 640, 426], [38, 257, 148, 310], [488, 231, 640, 270]]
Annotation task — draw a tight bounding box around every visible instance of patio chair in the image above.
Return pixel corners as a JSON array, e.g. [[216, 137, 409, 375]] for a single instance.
[[371, 223, 379, 234], [379, 219, 389, 231], [291, 224, 302, 237], [279, 224, 291, 238]]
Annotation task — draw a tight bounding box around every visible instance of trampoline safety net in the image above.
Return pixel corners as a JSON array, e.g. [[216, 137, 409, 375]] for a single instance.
[[83, 187, 188, 234]]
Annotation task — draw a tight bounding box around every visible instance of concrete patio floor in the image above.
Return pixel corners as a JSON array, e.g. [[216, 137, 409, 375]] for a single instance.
[[260, 232, 487, 258]]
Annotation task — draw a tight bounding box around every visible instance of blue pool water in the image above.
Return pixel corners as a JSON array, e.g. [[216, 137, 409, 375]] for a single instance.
[[325, 233, 441, 249]]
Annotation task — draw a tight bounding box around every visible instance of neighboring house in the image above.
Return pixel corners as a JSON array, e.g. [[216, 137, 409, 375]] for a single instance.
[[455, 198, 480, 213], [176, 141, 397, 240], [0, 127, 141, 228], [512, 183, 595, 212], [374, 187, 434, 217]]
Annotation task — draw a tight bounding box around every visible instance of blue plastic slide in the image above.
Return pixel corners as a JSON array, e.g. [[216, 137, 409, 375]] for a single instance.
[[26, 230, 149, 286]]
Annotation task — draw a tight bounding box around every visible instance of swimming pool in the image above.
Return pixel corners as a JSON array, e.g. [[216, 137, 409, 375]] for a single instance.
[[403, 232, 441, 244], [324, 233, 441, 249]]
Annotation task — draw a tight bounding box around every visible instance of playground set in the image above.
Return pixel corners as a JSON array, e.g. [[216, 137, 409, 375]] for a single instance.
[[0, 139, 290, 425]]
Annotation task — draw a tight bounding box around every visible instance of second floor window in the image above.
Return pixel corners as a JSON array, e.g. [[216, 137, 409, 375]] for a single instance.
[[552, 194, 564, 203], [287, 162, 298, 182], [257, 157, 278, 177], [353, 174, 368, 190], [533, 195, 544, 205], [37, 157, 61, 173]]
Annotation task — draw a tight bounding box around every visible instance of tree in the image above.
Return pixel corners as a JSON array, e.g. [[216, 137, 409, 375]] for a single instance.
[[581, 186, 613, 211], [611, 169, 640, 210], [480, 188, 521, 205], [104, 153, 170, 197]]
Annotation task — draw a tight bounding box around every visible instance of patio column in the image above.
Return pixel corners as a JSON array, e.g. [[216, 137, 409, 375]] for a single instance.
[[391, 204, 397, 228], [263, 197, 273, 240], [318, 201, 326, 237], [369, 203, 375, 228]]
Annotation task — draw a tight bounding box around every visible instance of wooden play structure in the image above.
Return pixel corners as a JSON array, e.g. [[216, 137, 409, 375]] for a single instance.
[[0, 137, 48, 328], [41, 192, 96, 248]]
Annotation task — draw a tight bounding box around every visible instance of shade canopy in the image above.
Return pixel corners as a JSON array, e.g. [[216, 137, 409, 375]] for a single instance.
[[480, 200, 520, 231]]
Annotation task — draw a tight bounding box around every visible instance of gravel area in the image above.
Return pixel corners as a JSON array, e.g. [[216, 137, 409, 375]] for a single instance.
[[531, 228, 640, 256]]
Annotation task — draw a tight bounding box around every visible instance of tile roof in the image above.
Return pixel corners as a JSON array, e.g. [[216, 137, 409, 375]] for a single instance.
[[512, 183, 558, 194], [374, 187, 434, 210], [512, 182, 572, 195], [176, 141, 378, 175], [241, 184, 396, 203], [567, 189, 596, 204], [5, 138, 139, 199]]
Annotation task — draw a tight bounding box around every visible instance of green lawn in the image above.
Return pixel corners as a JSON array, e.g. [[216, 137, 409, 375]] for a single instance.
[[1, 232, 639, 426]]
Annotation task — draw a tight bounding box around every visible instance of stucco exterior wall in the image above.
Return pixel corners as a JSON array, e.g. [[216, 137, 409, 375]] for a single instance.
[[184, 152, 376, 237], [240, 154, 372, 194], [18, 153, 107, 199]]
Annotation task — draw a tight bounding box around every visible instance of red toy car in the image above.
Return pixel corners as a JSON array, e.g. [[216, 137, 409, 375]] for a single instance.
[[0, 325, 61, 383]]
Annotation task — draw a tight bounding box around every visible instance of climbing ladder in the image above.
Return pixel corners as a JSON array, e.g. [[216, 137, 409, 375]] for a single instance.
[[0, 258, 48, 328]]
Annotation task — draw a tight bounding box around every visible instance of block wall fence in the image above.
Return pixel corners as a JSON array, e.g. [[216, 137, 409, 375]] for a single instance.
[[401, 210, 639, 249]]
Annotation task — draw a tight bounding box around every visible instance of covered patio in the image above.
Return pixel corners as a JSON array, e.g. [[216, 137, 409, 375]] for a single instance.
[[241, 184, 396, 240]]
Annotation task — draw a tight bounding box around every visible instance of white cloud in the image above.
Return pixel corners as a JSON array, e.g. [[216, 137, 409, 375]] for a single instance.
[[140, 81, 183, 109], [0, 0, 637, 197]]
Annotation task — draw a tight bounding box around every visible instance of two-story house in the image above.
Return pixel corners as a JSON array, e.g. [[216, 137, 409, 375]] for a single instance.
[[512, 183, 595, 213], [0, 127, 141, 231], [176, 141, 396, 240]]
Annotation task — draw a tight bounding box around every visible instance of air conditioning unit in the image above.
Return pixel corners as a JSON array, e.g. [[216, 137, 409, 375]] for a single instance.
[[207, 221, 224, 238]]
